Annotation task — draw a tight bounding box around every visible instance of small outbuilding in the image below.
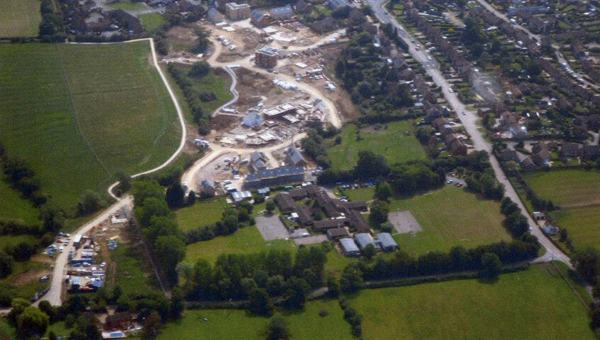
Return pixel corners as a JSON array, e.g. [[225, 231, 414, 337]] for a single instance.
[[354, 233, 376, 250]]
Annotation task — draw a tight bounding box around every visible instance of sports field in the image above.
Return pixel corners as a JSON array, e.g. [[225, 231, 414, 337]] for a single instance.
[[389, 185, 510, 254], [176, 199, 229, 232], [327, 121, 426, 171], [351, 263, 594, 340], [0, 42, 180, 210], [152, 299, 352, 340], [523, 169, 600, 207], [0, 0, 41, 37], [0, 179, 40, 225]]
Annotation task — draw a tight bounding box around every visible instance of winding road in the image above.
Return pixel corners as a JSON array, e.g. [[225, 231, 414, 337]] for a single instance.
[[367, 0, 572, 267], [39, 38, 187, 306]]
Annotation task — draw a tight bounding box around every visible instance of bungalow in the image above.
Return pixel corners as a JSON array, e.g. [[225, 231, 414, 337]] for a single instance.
[[250, 151, 269, 173], [313, 218, 349, 231], [275, 193, 296, 213], [560, 142, 582, 159], [327, 227, 350, 240], [531, 149, 551, 167], [285, 147, 307, 167], [105, 312, 136, 331], [294, 206, 313, 226], [520, 157, 538, 171], [499, 149, 519, 162]]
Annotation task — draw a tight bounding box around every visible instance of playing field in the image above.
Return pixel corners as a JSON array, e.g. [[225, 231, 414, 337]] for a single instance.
[[176, 199, 229, 232], [152, 299, 352, 340], [0, 0, 41, 37], [327, 121, 427, 171], [0, 179, 40, 225], [389, 185, 510, 254], [0, 42, 180, 210], [139, 13, 165, 32], [523, 169, 600, 207], [351, 263, 594, 340]]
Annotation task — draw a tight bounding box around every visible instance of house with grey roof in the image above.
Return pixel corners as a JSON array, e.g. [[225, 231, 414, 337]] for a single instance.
[[201, 179, 216, 197], [250, 151, 269, 173], [270, 5, 294, 20], [207, 8, 225, 23], [285, 147, 307, 167], [340, 238, 360, 256], [326, 0, 349, 10], [355, 233, 376, 250], [243, 110, 263, 128], [376, 233, 398, 252]]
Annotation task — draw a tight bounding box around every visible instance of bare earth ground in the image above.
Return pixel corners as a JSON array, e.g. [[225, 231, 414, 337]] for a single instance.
[[256, 215, 289, 241], [389, 211, 423, 235]]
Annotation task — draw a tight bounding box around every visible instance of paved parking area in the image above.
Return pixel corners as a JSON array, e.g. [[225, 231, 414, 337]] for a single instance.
[[256, 215, 289, 241]]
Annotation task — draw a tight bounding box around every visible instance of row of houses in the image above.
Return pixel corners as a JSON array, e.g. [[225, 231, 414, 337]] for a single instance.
[[517, 141, 600, 170], [432, 118, 468, 155]]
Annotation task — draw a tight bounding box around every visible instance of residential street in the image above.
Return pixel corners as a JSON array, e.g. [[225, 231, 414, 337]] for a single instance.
[[367, 0, 572, 267]]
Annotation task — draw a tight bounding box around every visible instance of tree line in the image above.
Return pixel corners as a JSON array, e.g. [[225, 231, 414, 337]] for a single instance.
[[39, 0, 65, 42], [180, 246, 327, 311], [182, 201, 255, 245], [167, 62, 213, 135]]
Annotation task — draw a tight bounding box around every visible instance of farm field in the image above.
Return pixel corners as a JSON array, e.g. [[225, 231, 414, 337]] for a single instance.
[[139, 13, 165, 32], [176, 198, 229, 232], [0, 179, 40, 225], [0, 42, 180, 211], [389, 186, 510, 255], [523, 170, 600, 207], [327, 120, 426, 171], [351, 263, 594, 340], [152, 299, 352, 340], [0, 0, 41, 37], [550, 205, 600, 251]]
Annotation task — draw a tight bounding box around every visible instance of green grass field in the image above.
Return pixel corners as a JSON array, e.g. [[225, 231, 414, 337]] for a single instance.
[[351, 263, 594, 340], [107, 0, 147, 10], [0, 0, 41, 37], [0, 179, 40, 225], [0, 42, 180, 211], [389, 186, 510, 255], [153, 299, 351, 340], [0, 259, 50, 301], [342, 186, 375, 202], [0, 318, 17, 340], [523, 170, 600, 207], [110, 243, 160, 296], [172, 64, 233, 120], [176, 199, 229, 232], [139, 13, 165, 31], [551, 205, 600, 251], [185, 226, 295, 264], [327, 121, 426, 171]]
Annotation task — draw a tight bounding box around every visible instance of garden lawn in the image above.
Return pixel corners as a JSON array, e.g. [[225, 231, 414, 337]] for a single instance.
[[107, 0, 146, 10], [154, 299, 351, 340], [139, 13, 165, 31], [327, 121, 426, 171], [0, 42, 180, 211], [523, 169, 600, 207], [550, 205, 600, 251], [185, 226, 295, 264], [390, 186, 510, 255], [0, 0, 41, 37], [176, 198, 229, 232], [0, 179, 40, 225], [343, 187, 375, 202], [350, 263, 594, 340]]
